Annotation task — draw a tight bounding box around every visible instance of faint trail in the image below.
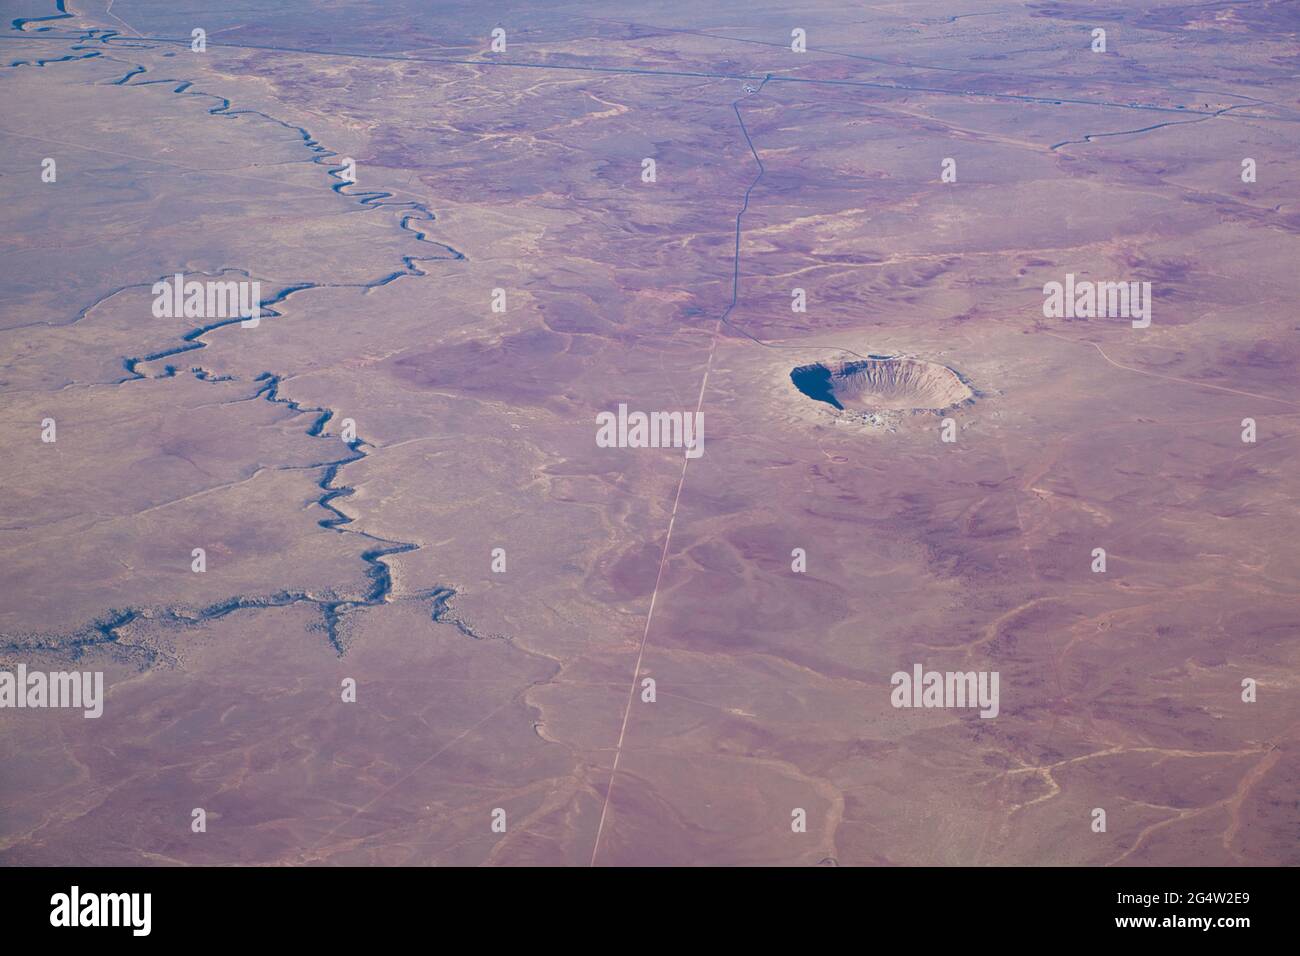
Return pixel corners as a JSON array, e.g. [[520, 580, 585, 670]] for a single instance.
[[1106, 745, 1280, 866], [587, 342, 716, 865], [103, 0, 141, 38], [1042, 331, 1299, 407], [590, 12, 1285, 108], [589, 78, 771, 866], [1050, 103, 1259, 151], [711, 78, 868, 360], [6, 28, 1271, 121], [306, 684, 538, 862], [1221, 745, 1282, 860], [969, 327, 1296, 856]]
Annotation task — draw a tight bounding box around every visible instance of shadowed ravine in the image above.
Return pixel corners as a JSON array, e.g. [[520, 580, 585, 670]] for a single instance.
[[0, 19, 483, 662]]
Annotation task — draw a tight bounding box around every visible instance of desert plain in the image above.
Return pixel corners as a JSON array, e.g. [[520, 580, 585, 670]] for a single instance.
[[0, 0, 1298, 866]]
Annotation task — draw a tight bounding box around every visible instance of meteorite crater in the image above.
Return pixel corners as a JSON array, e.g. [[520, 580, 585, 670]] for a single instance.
[[790, 357, 973, 413]]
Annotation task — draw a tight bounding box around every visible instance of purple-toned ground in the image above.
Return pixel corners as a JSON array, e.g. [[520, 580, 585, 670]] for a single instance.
[[1, 0, 1297, 866]]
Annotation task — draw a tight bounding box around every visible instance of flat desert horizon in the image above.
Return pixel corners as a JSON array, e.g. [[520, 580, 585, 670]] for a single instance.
[[1, 0, 1297, 868]]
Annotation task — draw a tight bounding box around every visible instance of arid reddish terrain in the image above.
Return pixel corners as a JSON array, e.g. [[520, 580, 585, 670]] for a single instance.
[[1, 0, 1297, 866]]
